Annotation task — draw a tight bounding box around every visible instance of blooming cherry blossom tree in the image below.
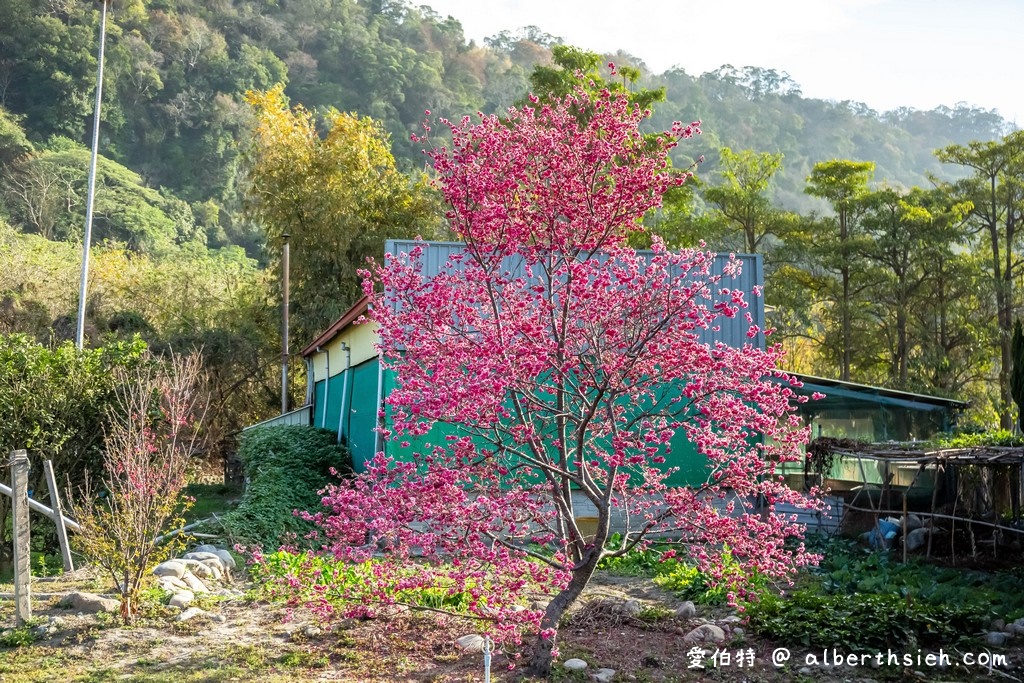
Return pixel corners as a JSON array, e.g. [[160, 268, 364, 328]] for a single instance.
[[306, 78, 820, 676]]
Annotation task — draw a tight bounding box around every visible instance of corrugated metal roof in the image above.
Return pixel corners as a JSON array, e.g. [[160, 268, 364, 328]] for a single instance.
[[787, 372, 969, 410], [384, 240, 765, 351]]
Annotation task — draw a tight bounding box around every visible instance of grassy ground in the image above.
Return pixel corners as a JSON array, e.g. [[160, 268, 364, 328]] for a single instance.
[[182, 483, 243, 525], [3, 535, 1024, 681]]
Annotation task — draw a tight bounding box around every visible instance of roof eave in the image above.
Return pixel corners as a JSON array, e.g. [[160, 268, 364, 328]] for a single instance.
[[300, 294, 372, 358]]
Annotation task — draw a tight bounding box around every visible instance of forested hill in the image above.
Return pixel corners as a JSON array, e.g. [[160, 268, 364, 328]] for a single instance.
[[0, 0, 1014, 246]]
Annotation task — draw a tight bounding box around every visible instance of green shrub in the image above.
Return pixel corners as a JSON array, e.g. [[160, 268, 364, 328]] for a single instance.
[[222, 426, 352, 547], [746, 591, 985, 650]]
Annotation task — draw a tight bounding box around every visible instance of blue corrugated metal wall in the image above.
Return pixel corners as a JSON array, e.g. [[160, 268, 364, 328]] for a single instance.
[[384, 240, 765, 352]]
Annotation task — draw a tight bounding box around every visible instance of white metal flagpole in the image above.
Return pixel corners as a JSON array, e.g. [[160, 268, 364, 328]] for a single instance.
[[75, 0, 109, 349]]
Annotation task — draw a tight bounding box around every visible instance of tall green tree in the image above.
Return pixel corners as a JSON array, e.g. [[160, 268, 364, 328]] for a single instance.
[[860, 186, 968, 389], [242, 84, 441, 347], [1012, 319, 1024, 430], [937, 131, 1024, 428], [703, 146, 788, 253], [805, 159, 875, 381]]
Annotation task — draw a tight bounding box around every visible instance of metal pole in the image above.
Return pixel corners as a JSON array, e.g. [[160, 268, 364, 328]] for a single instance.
[[281, 233, 290, 414], [10, 450, 31, 624], [75, 0, 108, 349], [482, 635, 492, 683]]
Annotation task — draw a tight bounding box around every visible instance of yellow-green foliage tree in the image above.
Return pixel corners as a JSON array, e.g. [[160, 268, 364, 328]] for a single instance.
[[243, 85, 442, 345]]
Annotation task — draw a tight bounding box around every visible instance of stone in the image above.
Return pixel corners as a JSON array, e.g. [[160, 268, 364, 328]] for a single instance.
[[183, 551, 221, 562], [199, 559, 224, 581], [904, 514, 924, 531], [168, 590, 194, 609], [1011, 623, 1024, 637], [187, 562, 215, 580], [181, 571, 210, 594], [213, 549, 236, 571], [58, 592, 120, 614], [456, 634, 485, 653], [721, 615, 742, 624], [683, 623, 727, 644], [674, 601, 697, 619], [303, 625, 322, 638], [986, 631, 1009, 646], [211, 614, 227, 623], [176, 607, 206, 622], [991, 619, 1007, 632], [592, 668, 616, 683], [731, 627, 745, 638], [193, 544, 219, 554], [153, 560, 187, 579], [799, 667, 812, 675], [563, 658, 588, 671], [531, 600, 550, 612], [621, 599, 643, 617], [158, 576, 189, 591]]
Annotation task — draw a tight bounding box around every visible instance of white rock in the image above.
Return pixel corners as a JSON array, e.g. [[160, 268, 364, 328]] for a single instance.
[[683, 623, 727, 644], [200, 559, 224, 581], [153, 560, 187, 579], [592, 668, 616, 683], [456, 634, 485, 653], [214, 549, 236, 571], [731, 627, 745, 637], [563, 658, 588, 671], [181, 571, 210, 594], [674, 601, 697, 619], [188, 562, 215, 580], [183, 551, 222, 562], [303, 625, 322, 637], [168, 590, 194, 609], [158, 576, 189, 591], [176, 607, 206, 622], [193, 544, 219, 554], [58, 592, 120, 614]]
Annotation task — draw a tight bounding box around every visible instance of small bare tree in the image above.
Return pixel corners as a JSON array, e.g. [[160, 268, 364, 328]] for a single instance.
[[71, 351, 207, 623]]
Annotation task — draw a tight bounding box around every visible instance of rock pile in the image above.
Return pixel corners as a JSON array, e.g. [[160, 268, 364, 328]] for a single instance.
[[152, 543, 237, 610]]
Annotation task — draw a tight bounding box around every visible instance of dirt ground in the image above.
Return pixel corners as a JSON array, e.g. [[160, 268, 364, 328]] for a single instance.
[[1, 567, 1021, 683]]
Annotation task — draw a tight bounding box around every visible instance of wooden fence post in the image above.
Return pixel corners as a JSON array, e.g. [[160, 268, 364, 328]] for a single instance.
[[10, 449, 31, 625], [43, 460, 74, 573]]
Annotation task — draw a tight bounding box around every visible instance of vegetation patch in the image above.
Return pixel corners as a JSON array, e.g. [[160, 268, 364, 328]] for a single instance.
[[221, 426, 352, 547]]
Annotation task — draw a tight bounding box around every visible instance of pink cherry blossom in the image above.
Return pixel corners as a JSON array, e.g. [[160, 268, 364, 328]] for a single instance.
[[288, 77, 820, 677]]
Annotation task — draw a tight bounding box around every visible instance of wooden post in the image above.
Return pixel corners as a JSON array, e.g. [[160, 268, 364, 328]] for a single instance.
[[10, 449, 31, 624], [43, 460, 74, 573], [927, 462, 941, 559], [902, 483, 909, 564]]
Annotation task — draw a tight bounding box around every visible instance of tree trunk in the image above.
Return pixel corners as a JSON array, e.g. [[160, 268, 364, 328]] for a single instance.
[[527, 548, 601, 677]]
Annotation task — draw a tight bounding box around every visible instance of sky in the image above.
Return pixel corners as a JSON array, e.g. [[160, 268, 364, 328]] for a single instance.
[[421, 0, 1023, 125]]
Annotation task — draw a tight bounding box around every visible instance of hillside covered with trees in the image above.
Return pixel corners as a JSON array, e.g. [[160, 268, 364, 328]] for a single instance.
[[0, 0, 1021, 432]]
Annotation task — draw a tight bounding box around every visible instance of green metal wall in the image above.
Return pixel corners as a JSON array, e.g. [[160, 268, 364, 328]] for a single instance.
[[312, 358, 381, 472], [378, 367, 714, 488]]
